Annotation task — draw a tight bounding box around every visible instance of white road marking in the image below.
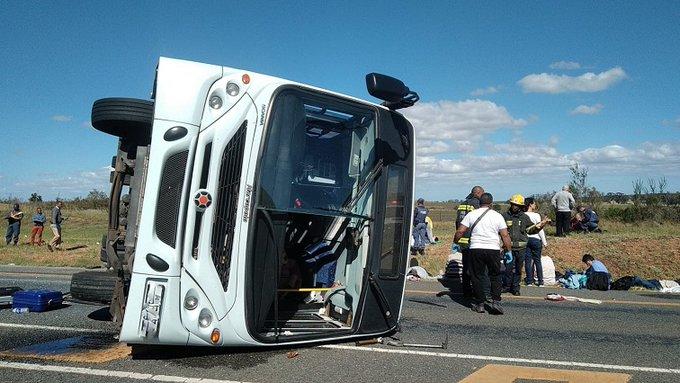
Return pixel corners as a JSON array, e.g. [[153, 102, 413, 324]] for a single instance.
[[2, 322, 677, 377], [0, 360, 249, 383], [0, 322, 112, 333], [321, 344, 680, 375]]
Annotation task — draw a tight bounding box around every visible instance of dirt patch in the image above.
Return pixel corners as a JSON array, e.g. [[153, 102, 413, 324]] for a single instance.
[[545, 235, 680, 279]]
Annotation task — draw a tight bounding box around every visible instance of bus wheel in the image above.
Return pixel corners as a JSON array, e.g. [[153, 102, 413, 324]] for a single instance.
[[70, 270, 118, 303], [91, 98, 154, 144]]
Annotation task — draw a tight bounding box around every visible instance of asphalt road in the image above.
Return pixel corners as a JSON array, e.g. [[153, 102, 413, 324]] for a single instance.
[[0, 266, 679, 382]]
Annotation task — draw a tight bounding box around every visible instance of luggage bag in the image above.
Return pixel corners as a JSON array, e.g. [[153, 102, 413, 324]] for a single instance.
[[12, 289, 63, 312]]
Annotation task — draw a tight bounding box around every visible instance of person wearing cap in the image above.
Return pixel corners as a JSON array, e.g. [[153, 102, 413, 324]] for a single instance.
[[454, 192, 512, 314], [502, 194, 550, 295], [412, 198, 429, 255]]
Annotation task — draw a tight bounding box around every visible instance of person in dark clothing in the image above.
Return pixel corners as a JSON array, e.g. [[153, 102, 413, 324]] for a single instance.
[[454, 185, 484, 297], [583, 253, 610, 290], [502, 194, 550, 295], [579, 206, 601, 233], [412, 198, 429, 255], [5, 203, 23, 245]]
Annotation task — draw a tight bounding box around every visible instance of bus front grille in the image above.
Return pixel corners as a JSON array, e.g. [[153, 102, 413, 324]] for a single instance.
[[211, 121, 247, 291], [155, 150, 189, 248]]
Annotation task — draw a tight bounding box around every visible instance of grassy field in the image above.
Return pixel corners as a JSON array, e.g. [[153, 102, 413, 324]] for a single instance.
[[2, 203, 679, 280], [0, 204, 106, 268], [421, 205, 680, 280]]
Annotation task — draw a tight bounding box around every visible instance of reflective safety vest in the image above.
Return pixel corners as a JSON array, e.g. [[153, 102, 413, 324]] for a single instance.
[[455, 196, 480, 247], [502, 211, 532, 250]]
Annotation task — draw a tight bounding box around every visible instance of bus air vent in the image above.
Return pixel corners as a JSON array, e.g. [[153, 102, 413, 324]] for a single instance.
[[155, 150, 189, 247], [211, 121, 247, 291]]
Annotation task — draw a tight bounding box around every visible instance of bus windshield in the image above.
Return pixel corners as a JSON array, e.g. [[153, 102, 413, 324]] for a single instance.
[[258, 89, 377, 219]]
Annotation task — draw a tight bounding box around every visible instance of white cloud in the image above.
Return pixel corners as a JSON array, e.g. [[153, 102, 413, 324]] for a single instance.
[[415, 141, 680, 183], [518, 67, 627, 94], [417, 140, 451, 155], [548, 135, 560, 146], [403, 100, 527, 145], [12, 166, 112, 198], [661, 117, 680, 129], [470, 86, 500, 97], [549, 61, 581, 70], [570, 103, 604, 115], [51, 115, 73, 122]]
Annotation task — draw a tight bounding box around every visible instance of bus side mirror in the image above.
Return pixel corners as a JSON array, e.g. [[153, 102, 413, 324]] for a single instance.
[[365, 73, 419, 110]]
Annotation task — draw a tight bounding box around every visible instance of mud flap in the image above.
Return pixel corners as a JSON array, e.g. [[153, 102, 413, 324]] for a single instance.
[[109, 273, 128, 327]]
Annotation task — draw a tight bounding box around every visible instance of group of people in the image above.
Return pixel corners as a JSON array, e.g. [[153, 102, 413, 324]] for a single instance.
[[4, 201, 66, 251], [551, 185, 600, 235], [450, 187, 550, 315], [427, 185, 608, 315]]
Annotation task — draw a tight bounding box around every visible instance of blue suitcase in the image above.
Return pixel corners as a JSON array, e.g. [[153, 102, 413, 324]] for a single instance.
[[12, 290, 63, 312]]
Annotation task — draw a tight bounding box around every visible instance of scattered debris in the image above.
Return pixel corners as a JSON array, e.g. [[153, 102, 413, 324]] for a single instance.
[[386, 334, 448, 349], [286, 351, 299, 359], [546, 293, 602, 304]]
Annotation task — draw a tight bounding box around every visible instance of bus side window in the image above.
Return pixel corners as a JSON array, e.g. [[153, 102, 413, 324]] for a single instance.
[[379, 166, 406, 278]]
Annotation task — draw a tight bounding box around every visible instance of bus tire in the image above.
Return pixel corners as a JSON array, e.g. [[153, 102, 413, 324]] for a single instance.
[[70, 270, 118, 303], [91, 98, 154, 143]]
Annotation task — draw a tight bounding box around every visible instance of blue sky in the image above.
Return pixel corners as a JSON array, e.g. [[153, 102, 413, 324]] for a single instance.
[[1, 1, 679, 201]]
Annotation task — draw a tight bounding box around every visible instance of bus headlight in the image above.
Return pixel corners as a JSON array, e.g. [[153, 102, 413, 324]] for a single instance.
[[198, 309, 213, 328], [209, 95, 223, 109], [183, 295, 198, 310], [226, 82, 240, 97]]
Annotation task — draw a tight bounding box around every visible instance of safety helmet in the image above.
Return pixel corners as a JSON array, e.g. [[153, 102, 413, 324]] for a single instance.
[[509, 194, 525, 206]]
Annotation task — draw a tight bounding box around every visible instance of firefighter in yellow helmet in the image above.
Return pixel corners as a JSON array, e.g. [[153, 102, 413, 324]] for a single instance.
[[501, 194, 550, 295]]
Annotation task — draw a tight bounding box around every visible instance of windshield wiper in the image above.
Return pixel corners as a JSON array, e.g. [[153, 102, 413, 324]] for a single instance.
[[343, 158, 384, 212], [311, 206, 372, 221]]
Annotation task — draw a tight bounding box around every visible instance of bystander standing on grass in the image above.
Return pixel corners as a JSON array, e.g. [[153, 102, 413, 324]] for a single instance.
[[28, 207, 47, 245], [551, 185, 575, 237], [4, 203, 24, 246], [48, 201, 66, 252]]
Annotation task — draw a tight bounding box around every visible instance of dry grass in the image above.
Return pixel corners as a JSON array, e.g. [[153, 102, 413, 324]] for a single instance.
[[0, 204, 106, 268]]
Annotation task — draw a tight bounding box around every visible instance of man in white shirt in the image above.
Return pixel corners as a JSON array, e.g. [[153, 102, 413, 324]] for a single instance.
[[454, 193, 513, 315]]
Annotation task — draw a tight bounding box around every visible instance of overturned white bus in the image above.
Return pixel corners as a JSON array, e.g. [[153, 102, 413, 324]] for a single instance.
[[73, 57, 418, 347]]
